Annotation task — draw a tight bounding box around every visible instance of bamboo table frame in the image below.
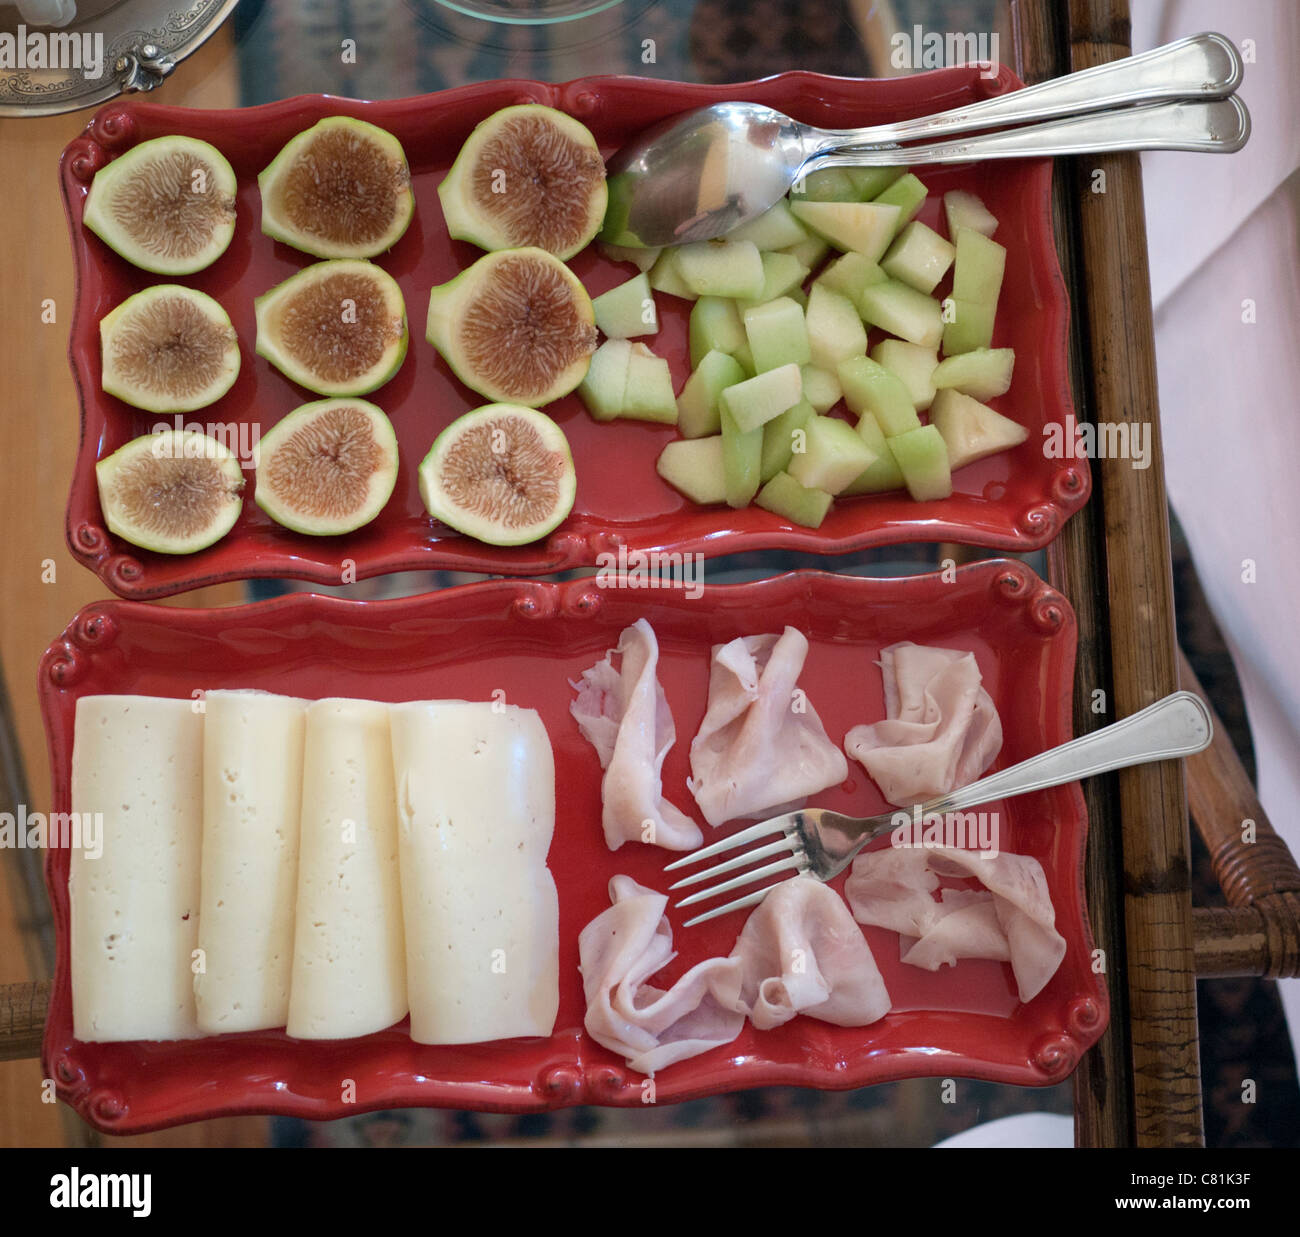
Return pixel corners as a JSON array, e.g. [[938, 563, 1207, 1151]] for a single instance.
[[4, 0, 1299, 1149]]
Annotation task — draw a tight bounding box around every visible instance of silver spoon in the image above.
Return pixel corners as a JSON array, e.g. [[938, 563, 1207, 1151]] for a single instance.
[[601, 31, 1244, 248]]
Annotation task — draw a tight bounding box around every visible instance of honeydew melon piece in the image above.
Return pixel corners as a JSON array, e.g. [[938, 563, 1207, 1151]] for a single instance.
[[872, 173, 928, 237], [941, 297, 996, 354], [657, 436, 727, 504], [844, 166, 905, 200], [929, 388, 1027, 470], [755, 470, 834, 528], [622, 344, 678, 423], [721, 407, 763, 507], [727, 200, 810, 250], [578, 338, 631, 421], [593, 272, 658, 339], [858, 279, 943, 347], [870, 339, 938, 410], [805, 283, 867, 372], [600, 241, 662, 271], [943, 189, 998, 239], [841, 411, 906, 495], [648, 248, 697, 299], [786, 287, 808, 310], [951, 229, 1006, 303], [781, 235, 831, 270], [788, 414, 878, 494], [690, 296, 746, 366], [800, 364, 842, 413], [881, 221, 956, 295], [676, 240, 765, 299], [837, 355, 921, 437], [888, 424, 953, 500], [732, 338, 756, 375], [931, 347, 1015, 400], [737, 251, 810, 310], [790, 167, 858, 202], [743, 297, 811, 372], [677, 349, 748, 438], [720, 362, 803, 433], [815, 251, 887, 302], [789, 200, 901, 262], [760, 398, 815, 482]]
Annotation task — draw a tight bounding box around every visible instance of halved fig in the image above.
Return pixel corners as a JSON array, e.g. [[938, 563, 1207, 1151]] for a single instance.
[[83, 135, 237, 275], [255, 259, 408, 396], [259, 117, 415, 259], [418, 404, 576, 545], [96, 429, 245, 554], [254, 398, 399, 535], [425, 247, 596, 405], [438, 104, 606, 260], [100, 285, 241, 413]]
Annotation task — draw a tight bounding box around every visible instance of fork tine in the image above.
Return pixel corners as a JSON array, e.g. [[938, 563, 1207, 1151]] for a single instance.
[[674, 855, 805, 908], [682, 881, 791, 927], [667, 839, 793, 891], [662, 818, 791, 872]]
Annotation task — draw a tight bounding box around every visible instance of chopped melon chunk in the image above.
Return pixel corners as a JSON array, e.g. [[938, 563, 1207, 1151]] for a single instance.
[[805, 283, 868, 372], [842, 411, 906, 495], [737, 251, 810, 309], [657, 436, 726, 505], [760, 398, 815, 482], [743, 297, 811, 372], [888, 424, 953, 500], [931, 347, 1015, 401], [690, 296, 746, 366], [578, 338, 631, 422], [721, 407, 763, 507], [951, 229, 1006, 304], [789, 200, 901, 262], [756, 470, 834, 528], [815, 250, 887, 302], [676, 349, 747, 438], [881, 221, 956, 295], [790, 167, 858, 202], [943, 189, 998, 239], [676, 239, 766, 300], [929, 388, 1027, 470], [844, 166, 905, 200], [800, 364, 842, 413], [601, 242, 662, 272], [622, 344, 677, 423], [780, 235, 831, 270], [941, 297, 996, 354], [593, 272, 658, 339], [727, 200, 810, 250], [719, 362, 803, 433], [648, 248, 697, 300], [870, 340, 938, 410], [872, 173, 928, 237], [788, 414, 878, 495], [858, 279, 943, 347], [837, 355, 921, 437]]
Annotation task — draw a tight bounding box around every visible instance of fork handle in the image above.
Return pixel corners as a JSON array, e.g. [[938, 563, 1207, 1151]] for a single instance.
[[914, 690, 1213, 818], [818, 31, 1241, 149], [813, 96, 1249, 168]]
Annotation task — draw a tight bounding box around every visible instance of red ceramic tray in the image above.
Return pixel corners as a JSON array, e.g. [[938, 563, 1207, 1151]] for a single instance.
[[40, 560, 1106, 1133], [62, 69, 1087, 600]]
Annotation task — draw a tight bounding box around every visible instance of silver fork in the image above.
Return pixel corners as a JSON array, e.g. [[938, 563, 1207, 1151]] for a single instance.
[[665, 690, 1212, 926]]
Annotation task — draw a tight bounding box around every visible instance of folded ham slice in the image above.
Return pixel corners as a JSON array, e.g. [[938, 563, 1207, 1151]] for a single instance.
[[570, 620, 703, 852], [579, 874, 889, 1074], [846, 845, 1066, 1003], [844, 642, 1002, 806], [689, 627, 848, 828]]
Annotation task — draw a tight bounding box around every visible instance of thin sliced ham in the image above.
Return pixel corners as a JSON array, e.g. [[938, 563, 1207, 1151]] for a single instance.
[[845, 642, 1002, 806], [846, 845, 1066, 1003], [570, 620, 703, 852], [579, 875, 890, 1074], [689, 627, 848, 828]]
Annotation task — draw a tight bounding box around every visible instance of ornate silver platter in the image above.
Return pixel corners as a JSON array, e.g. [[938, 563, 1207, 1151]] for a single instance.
[[0, 0, 237, 116]]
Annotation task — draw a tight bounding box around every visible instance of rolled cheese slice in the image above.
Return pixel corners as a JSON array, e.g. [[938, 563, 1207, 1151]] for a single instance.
[[287, 698, 407, 1040], [70, 695, 204, 1041], [194, 690, 307, 1034], [389, 700, 558, 1044]]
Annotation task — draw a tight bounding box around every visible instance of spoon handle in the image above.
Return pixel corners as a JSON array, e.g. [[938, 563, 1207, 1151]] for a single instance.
[[813, 96, 1249, 168], [820, 31, 1241, 149]]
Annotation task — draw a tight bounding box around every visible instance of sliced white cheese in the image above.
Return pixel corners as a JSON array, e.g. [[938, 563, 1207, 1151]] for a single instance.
[[194, 690, 307, 1034], [389, 700, 558, 1045], [70, 695, 204, 1041], [287, 698, 407, 1040]]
